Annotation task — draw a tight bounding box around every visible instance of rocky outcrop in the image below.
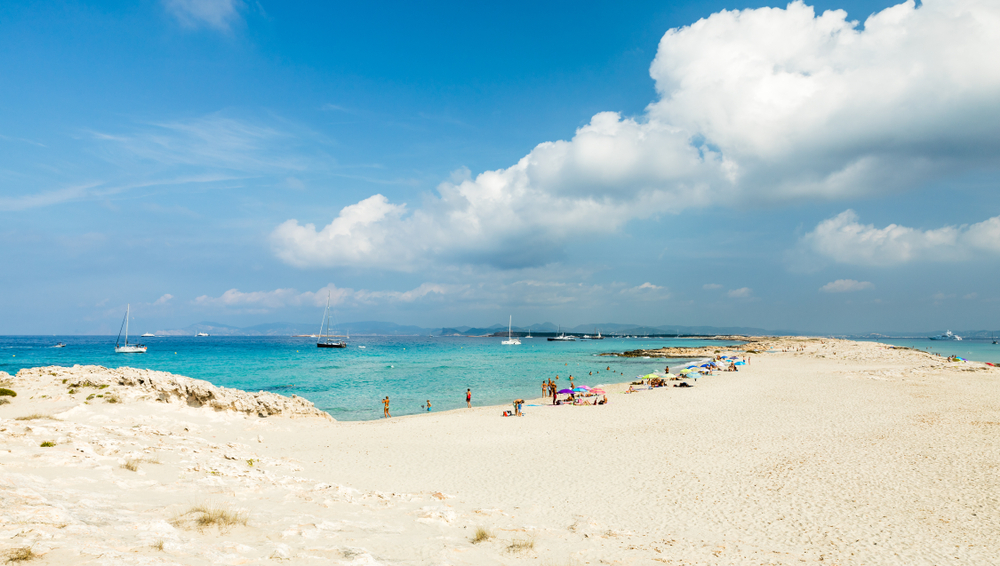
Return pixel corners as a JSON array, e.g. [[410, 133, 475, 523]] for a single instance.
[[13, 365, 332, 419]]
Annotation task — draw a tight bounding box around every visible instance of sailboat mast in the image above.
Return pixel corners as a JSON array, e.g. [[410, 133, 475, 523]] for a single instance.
[[319, 293, 330, 339], [125, 304, 130, 346], [508, 315, 512, 339]]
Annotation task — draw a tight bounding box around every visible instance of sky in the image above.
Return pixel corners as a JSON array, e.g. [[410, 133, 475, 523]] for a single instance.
[[2, 0, 999, 335]]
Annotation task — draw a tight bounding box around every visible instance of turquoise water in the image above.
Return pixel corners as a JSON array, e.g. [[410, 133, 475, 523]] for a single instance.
[[0, 336, 737, 420], [860, 338, 1000, 365]]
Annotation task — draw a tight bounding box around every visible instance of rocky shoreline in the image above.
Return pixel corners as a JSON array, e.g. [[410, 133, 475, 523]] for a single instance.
[[1, 365, 331, 419]]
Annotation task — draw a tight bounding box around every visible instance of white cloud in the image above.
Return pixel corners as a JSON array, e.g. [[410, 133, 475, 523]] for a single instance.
[[820, 279, 874, 293], [727, 287, 752, 298], [272, 0, 1000, 270], [153, 294, 174, 305], [702, 283, 723, 289], [801, 210, 1000, 265], [192, 283, 455, 310], [164, 0, 243, 30]]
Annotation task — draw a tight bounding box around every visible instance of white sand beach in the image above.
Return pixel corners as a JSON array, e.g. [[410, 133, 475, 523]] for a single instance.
[[2, 338, 999, 565]]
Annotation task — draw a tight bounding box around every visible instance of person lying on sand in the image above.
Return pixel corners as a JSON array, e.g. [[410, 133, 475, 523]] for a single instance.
[[674, 382, 692, 388]]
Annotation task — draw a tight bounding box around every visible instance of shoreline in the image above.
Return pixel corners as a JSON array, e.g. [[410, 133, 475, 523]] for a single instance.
[[3, 337, 999, 564]]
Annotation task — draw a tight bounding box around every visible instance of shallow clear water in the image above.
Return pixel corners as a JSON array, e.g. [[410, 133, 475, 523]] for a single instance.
[[0, 335, 737, 420], [859, 338, 1000, 365]]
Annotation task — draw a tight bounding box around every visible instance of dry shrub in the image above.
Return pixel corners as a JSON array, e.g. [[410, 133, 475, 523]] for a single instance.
[[0, 388, 16, 397], [39, 441, 56, 448], [16, 414, 59, 421], [470, 526, 493, 544], [0, 398, 9, 405], [151, 540, 164, 551]]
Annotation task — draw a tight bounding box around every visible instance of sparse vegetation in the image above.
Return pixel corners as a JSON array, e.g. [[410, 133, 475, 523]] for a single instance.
[[246, 458, 255, 467], [61, 378, 67, 383], [121, 455, 160, 471], [506, 537, 536, 554], [151, 540, 164, 551], [0, 388, 16, 398], [105, 394, 120, 404], [471, 527, 493, 544], [86, 394, 95, 400], [0, 398, 9, 405], [39, 441, 56, 448], [2, 546, 37, 562], [68, 389, 76, 394], [15, 414, 58, 421], [174, 504, 249, 531]]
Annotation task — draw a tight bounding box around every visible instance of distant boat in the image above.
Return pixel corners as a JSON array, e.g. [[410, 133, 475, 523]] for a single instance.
[[525, 329, 533, 339], [115, 304, 147, 353], [53, 343, 66, 348], [502, 316, 521, 345], [929, 330, 962, 341], [548, 326, 575, 342], [141, 333, 155, 337], [317, 292, 347, 349], [195, 332, 209, 337]]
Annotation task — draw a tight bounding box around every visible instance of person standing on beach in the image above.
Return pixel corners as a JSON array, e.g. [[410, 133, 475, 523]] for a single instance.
[[542, 381, 547, 398], [382, 396, 391, 418], [466, 388, 472, 408]]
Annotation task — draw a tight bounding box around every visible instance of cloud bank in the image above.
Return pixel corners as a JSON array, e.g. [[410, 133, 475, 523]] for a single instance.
[[272, 0, 1000, 270], [802, 210, 1000, 265]]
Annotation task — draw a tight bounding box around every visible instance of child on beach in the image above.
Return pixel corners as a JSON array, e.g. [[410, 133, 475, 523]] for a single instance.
[[466, 388, 472, 408], [423, 400, 432, 411]]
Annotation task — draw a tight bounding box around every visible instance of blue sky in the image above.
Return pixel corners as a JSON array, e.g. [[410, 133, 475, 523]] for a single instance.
[[2, 0, 999, 335]]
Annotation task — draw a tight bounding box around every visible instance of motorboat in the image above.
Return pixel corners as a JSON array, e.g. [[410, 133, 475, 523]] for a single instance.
[[141, 333, 155, 337], [195, 332, 210, 337], [929, 330, 962, 341], [115, 304, 147, 353], [548, 326, 576, 341], [501, 315, 520, 345], [53, 343, 66, 348]]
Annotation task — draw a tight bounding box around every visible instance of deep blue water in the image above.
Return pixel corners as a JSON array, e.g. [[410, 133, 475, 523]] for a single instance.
[[0, 335, 735, 420]]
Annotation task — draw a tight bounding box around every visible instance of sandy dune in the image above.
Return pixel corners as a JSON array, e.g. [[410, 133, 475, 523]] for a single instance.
[[2, 338, 998, 565]]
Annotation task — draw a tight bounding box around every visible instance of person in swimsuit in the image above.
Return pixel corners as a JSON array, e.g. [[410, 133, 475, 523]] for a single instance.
[[466, 388, 472, 408], [424, 399, 432, 411], [383, 396, 391, 418]]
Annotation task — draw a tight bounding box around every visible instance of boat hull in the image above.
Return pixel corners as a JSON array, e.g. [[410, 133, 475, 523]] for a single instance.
[[317, 342, 347, 348], [115, 345, 147, 353]]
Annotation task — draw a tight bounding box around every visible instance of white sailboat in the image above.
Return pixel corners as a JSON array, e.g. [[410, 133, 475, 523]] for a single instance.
[[317, 292, 347, 348], [547, 325, 576, 341], [502, 315, 521, 345], [115, 304, 147, 353]]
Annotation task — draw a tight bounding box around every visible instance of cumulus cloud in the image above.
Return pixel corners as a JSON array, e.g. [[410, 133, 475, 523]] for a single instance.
[[801, 210, 1000, 265], [727, 287, 752, 298], [153, 294, 174, 305], [272, 0, 1000, 270], [702, 283, 723, 289], [164, 0, 243, 30], [820, 279, 874, 293]]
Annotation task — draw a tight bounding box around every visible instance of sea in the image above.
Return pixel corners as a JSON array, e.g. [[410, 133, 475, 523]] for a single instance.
[[859, 338, 1000, 365], [0, 335, 738, 421]]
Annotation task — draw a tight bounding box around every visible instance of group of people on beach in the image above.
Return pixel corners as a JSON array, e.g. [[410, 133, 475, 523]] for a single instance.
[[381, 388, 473, 418]]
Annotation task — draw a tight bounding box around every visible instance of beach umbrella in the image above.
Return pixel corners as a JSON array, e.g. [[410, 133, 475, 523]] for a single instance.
[[590, 389, 606, 394], [664, 373, 677, 378], [557, 388, 574, 394], [578, 385, 592, 390], [679, 369, 692, 374], [642, 373, 659, 379], [572, 387, 588, 393], [699, 364, 712, 368]]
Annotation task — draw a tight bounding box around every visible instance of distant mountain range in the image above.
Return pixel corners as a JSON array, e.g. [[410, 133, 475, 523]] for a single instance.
[[154, 321, 999, 338]]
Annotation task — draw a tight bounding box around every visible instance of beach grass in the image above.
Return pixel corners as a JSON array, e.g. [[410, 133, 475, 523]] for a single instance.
[[0, 388, 16, 397], [151, 540, 164, 551], [39, 441, 56, 447], [0, 398, 9, 405], [506, 536, 536, 554], [15, 414, 59, 421], [2, 547, 37, 562], [175, 504, 249, 531], [471, 526, 493, 544]]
